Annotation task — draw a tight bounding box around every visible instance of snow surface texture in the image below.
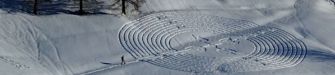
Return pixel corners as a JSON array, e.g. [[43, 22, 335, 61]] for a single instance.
[[119, 12, 307, 73], [1, 0, 335, 75]]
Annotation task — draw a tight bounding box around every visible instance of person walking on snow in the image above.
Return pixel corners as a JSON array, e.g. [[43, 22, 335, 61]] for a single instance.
[[121, 55, 126, 65]]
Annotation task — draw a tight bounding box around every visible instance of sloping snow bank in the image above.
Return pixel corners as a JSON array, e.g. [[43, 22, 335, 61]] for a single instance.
[[0, 12, 129, 75], [0, 13, 63, 75], [295, 0, 335, 51]]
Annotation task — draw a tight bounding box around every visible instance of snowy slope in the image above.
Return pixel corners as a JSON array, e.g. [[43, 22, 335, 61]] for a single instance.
[[0, 13, 129, 75], [0, 0, 335, 75], [295, 0, 335, 51]]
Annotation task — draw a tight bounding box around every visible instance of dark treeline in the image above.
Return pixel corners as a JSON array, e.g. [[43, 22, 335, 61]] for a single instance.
[[9, 0, 144, 15]]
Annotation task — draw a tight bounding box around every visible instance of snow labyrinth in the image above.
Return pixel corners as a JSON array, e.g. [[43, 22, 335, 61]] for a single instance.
[[118, 12, 307, 73]]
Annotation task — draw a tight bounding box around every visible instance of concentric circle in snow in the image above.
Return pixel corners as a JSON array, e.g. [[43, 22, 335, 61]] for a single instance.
[[118, 12, 307, 73]]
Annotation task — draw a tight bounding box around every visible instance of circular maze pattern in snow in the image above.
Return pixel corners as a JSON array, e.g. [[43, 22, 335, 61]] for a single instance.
[[118, 12, 307, 73]]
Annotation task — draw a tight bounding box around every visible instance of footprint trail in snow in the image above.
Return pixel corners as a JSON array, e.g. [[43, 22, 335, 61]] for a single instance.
[[118, 12, 307, 73]]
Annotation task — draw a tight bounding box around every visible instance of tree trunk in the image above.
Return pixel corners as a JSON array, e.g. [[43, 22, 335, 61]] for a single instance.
[[122, 0, 126, 15], [79, 0, 84, 15], [33, 0, 38, 15]]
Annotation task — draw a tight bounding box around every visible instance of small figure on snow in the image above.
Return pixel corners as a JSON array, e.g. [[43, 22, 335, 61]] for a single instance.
[[121, 55, 126, 65]]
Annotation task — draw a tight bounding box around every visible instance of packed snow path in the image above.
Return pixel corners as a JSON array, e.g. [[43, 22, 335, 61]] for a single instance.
[[118, 12, 307, 73]]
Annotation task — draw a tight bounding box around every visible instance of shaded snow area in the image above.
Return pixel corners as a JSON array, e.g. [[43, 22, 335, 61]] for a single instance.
[[1, 0, 335, 75]]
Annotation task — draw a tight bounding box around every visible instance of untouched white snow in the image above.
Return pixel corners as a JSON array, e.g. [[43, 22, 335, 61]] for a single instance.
[[0, 0, 335, 75]]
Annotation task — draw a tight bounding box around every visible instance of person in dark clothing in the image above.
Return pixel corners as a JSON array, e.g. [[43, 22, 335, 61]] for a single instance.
[[121, 55, 126, 65]]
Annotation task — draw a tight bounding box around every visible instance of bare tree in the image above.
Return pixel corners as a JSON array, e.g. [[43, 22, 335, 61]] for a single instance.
[[70, 0, 104, 15], [33, 0, 38, 15], [111, 0, 144, 15], [122, 0, 126, 15], [79, 0, 84, 15]]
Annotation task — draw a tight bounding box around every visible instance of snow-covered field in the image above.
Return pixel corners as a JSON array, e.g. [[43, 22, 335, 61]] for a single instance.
[[1, 0, 335, 75]]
